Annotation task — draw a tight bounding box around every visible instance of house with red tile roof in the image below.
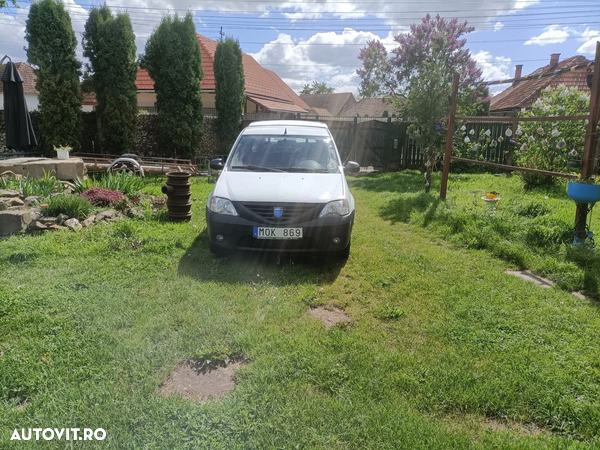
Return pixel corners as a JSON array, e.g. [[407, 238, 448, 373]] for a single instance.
[[490, 53, 592, 115], [0, 62, 40, 111], [134, 34, 310, 115]]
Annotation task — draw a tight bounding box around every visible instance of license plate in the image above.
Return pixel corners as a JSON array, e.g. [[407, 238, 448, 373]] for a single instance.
[[253, 227, 303, 239]]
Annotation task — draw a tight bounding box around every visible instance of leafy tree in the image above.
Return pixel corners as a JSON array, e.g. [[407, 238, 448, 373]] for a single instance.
[[300, 81, 335, 95], [83, 6, 138, 154], [357, 14, 489, 192], [140, 14, 203, 159], [25, 0, 82, 150], [214, 37, 245, 153]]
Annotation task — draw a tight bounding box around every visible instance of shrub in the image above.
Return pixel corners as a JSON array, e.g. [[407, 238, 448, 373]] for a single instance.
[[513, 201, 550, 218], [81, 187, 125, 205], [515, 85, 588, 186], [44, 195, 94, 220]]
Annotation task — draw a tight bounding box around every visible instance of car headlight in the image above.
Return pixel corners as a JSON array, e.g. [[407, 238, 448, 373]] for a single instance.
[[209, 196, 238, 216], [318, 199, 350, 217]]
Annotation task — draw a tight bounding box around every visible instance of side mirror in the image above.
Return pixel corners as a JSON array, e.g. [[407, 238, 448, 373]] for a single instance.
[[344, 161, 360, 174], [209, 158, 224, 171]]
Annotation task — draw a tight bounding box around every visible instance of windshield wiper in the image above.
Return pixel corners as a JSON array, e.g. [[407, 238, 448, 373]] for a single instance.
[[231, 165, 284, 172], [282, 167, 330, 173]]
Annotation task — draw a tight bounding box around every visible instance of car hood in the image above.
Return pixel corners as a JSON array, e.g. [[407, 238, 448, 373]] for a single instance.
[[214, 171, 347, 204]]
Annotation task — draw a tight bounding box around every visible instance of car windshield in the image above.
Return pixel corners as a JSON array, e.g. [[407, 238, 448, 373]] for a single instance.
[[228, 134, 341, 173]]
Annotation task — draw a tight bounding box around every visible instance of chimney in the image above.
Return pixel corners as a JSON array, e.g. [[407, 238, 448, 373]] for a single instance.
[[550, 53, 560, 68], [513, 65, 523, 86]]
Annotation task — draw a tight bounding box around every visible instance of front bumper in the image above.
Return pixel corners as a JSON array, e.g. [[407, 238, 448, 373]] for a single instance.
[[206, 208, 354, 253]]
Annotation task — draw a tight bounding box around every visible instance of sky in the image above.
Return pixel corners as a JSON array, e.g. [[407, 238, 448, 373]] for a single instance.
[[0, 0, 599, 96]]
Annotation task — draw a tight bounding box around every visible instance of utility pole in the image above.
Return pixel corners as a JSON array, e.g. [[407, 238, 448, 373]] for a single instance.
[[219, 27, 224, 42]]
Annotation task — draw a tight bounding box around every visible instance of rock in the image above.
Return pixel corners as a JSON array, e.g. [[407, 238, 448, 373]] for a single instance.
[[8, 197, 24, 207], [0, 158, 85, 181], [82, 215, 96, 227], [63, 188, 74, 195], [48, 225, 68, 231], [28, 221, 48, 231], [57, 213, 69, 224], [0, 210, 32, 236], [8, 206, 26, 211], [24, 196, 41, 206], [64, 218, 82, 231], [0, 201, 7, 211], [30, 210, 42, 221], [96, 210, 117, 221], [0, 189, 20, 198], [126, 208, 145, 219], [39, 217, 58, 225], [0, 171, 22, 181]]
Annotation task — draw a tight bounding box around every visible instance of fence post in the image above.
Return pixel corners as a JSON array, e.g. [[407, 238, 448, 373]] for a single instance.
[[440, 72, 460, 200], [574, 41, 600, 239], [350, 115, 358, 163]]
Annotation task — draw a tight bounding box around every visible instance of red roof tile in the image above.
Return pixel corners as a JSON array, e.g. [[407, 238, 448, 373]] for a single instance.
[[0, 62, 38, 94], [490, 55, 592, 112], [82, 91, 97, 105], [135, 34, 308, 112]]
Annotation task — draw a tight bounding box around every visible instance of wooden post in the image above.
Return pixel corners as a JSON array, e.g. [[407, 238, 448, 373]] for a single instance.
[[440, 72, 460, 200], [574, 41, 600, 239]]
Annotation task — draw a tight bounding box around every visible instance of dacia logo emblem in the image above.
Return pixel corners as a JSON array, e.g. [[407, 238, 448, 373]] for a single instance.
[[273, 207, 283, 218]]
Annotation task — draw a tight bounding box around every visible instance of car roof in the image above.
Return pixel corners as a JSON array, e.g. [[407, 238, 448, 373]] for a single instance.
[[247, 120, 328, 129]]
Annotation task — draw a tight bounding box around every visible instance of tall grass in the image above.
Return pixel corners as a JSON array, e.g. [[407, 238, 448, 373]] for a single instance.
[[0, 171, 64, 197], [73, 172, 146, 196], [43, 195, 94, 220]]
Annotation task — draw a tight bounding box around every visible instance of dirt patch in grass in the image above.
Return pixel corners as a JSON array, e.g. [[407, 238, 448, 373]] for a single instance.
[[505, 270, 555, 288], [159, 361, 245, 403], [309, 306, 350, 328]]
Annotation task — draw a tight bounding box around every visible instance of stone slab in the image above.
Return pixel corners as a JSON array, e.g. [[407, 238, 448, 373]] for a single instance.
[[0, 210, 32, 236], [0, 157, 85, 181], [505, 270, 554, 288]]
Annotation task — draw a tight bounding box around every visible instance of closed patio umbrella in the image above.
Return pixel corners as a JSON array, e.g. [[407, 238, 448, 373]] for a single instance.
[[2, 56, 37, 151]]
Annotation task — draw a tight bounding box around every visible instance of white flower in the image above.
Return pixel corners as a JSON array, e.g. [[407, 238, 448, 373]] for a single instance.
[[515, 128, 523, 136], [585, 119, 589, 125], [556, 139, 566, 149], [469, 129, 475, 135], [460, 125, 467, 131], [521, 108, 527, 114], [533, 98, 544, 108], [544, 86, 552, 93], [542, 139, 549, 146], [580, 94, 590, 102], [505, 129, 513, 137], [520, 144, 528, 151], [551, 128, 561, 137], [464, 137, 470, 143], [537, 127, 544, 135], [485, 129, 491, 136], [472, 144, 479, 152], [559, 90, 567, 98], [498, 136, 504, 143], [528, 136, 535, 142], [569, 149, 578, 157]]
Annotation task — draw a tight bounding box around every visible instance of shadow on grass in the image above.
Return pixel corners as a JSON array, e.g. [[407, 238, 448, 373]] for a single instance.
[[565, 245, 600, 300], [348, 170, 425, 193], [177, 230, 344, 286], [379, 193, 441, 225]]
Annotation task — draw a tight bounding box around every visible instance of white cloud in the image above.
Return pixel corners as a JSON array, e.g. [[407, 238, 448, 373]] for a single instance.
[[472, 50, 512, 94], [493, 22, 504, 32], [250, 28, 398, 94], [576, 28, 600, 54], [524, 25, 570, 46]]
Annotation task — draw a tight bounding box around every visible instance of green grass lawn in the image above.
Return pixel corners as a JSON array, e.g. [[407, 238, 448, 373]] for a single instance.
[[1, 173, 599, 448]]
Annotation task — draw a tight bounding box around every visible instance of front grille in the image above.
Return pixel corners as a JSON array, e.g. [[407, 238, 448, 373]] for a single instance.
[[235, 202, 322, 224]]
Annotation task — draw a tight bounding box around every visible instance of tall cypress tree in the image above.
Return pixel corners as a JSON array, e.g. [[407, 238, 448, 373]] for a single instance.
[[83, 7, 138, 154], [140, 14, 203, 159], [214, 37, 245, 153], [25, 0, 82, 150]]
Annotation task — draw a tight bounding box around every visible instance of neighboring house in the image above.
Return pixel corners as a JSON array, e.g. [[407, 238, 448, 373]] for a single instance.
[[132, 34, 310, 116], [0, 62, 39, 111], [340, 97, 393, 117], [82, 92, 97, 112], [299, 92, 356, 116], [490, 53, 592, 115]]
